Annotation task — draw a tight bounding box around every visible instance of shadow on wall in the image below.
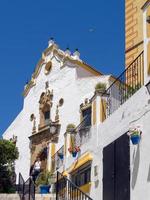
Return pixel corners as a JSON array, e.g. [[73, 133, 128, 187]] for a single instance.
[[131, 144, 140, 189], [147, 164, 150, 182]]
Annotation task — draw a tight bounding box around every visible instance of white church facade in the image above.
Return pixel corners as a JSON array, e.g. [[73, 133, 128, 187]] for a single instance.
[[3, 1, 150, 200]]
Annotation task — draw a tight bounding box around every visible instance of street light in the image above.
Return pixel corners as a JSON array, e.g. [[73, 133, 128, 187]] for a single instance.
[[50, 125, 57, 134], [146, 81, 150, 94]]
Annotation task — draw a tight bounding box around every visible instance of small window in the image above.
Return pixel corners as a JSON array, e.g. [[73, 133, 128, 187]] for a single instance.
[[71, 164, 91, 187], [82, 107, 91, 127], [44, 111, 50, 124]]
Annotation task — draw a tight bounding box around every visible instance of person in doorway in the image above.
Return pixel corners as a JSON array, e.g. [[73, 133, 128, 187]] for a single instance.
[[29, 161, 35, 179], [32, 157, 41, 183]]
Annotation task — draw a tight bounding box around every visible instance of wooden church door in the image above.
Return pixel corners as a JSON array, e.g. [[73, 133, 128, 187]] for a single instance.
[[103, 133, 130, 200]]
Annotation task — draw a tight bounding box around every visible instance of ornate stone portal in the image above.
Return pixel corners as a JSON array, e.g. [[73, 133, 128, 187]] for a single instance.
[[29, 85, 61, 170], [39, 85, 53, 129]]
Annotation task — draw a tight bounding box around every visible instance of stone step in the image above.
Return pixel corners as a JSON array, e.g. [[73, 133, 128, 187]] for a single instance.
[[35, 194, 55, 200], [0, 194, 56, 200], [0, 194, 20, 200]]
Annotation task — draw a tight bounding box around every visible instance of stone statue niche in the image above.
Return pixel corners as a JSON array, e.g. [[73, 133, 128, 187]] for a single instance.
[[39, 89, 53, 129]]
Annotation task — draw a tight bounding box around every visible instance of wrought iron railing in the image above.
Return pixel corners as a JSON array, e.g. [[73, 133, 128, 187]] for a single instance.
[[74, 115, 91, 147], [18, 173, 25, 200], [102, 51, 144, 119], [18, 173, 35, 200], [56, 172, 93, 200], [51, 146, 64, 173]]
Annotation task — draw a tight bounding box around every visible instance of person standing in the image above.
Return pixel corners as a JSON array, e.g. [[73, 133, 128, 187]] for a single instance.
[[33, 158, 41, 183]]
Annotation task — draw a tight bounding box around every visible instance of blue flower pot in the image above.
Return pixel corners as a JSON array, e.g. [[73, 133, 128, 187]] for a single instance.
[[72, 152, 77, 157], [131, 135, 140, 145], [58, 154, 64, 160], [40, 185, 50, 194]]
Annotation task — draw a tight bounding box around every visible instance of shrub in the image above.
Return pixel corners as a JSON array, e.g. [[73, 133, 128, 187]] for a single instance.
[[66, 124, 76, 131], [36, 171, 52, 186], [95, 82, 106, 91]]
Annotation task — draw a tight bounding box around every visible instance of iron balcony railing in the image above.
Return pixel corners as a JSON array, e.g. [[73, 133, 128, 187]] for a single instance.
[[102, 51, 144, 119], [74, 115, 91, 147], [51, 146, 64, 173], [56, 172, 93, 200]]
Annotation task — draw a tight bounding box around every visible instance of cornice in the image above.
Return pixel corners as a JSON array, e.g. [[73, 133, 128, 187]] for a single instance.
[[23, 43, 103, 98]]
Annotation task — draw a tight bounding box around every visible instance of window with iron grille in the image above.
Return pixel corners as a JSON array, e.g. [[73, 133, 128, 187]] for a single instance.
[[71, 163, 91, 187], [82, 107, 91, 127]]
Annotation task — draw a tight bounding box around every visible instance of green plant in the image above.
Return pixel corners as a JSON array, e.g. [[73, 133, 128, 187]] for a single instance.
[[123, 83, 141, 100], [128, 127, 142, 137], [95, 82, 106, 91], [131, 130, 140, 136], [35, 171, 52, 186], [66, 124, 76, 131], [0, 139, 19, 193]]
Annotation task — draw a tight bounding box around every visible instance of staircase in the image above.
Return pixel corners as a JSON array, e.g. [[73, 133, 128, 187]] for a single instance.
[[1, 172, 93, 200], [56, 172, 93, 200]]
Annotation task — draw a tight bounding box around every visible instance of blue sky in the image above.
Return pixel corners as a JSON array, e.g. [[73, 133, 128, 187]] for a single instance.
[[0, 0, 125, 136]]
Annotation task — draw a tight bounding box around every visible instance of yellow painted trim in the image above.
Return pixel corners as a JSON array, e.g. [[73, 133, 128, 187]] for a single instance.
[[64, 136, 67, 155], [147, 43, 150, 75], [63, 56, 102, 76], [77, 61, 101, 76], [67, 152, 92, 173], [80, 104, 91, 123], [69, 134, 75, 149], [50, 143, 56, 173], [80, 182, 91, 193], [51, 143, 56, 157], [147, 6, 150, 38], [23, 58, 45, 97], [100, 99, 106, 122], [92, 100, 96, 125], [62, 171, 68, 177], [23, 44, 103, 97]]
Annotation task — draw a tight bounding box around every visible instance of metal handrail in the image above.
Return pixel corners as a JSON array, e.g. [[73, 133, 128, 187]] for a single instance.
[[18, 173, 35, 200], [103, 51, 144, 94], [51, 146, 64, 172], [56, 171, 93, 200], [101, 51, 144, 119]]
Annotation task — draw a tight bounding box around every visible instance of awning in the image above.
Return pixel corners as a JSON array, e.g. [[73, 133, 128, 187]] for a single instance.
[[67, 152, 93, 173]]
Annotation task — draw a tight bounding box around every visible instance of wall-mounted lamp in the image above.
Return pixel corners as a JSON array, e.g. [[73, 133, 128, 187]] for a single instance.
[[50, 125, 57, 134], [146, 81, 150, 94], [146, 16, 150, 23]]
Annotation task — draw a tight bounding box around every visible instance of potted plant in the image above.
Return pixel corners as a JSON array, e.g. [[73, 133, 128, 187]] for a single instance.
[[95, 82, 106, 93], [128, 128, 142, 145], [66, 124, 76, 133], [35, 171, 52, 194], [58, 152, 64, 160], [68, 146, 80, 157]]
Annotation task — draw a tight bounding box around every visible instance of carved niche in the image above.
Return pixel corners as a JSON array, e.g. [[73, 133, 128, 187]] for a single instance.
[[39, 87, 53, 129]]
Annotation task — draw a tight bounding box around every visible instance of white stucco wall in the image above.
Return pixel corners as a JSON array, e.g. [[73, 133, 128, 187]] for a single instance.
[[2, 46, 110, 183], [89, 86, 150, 200], [3, 43, 150, 200]]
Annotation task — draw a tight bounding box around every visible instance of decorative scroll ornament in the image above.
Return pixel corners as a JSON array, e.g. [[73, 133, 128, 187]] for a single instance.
[[10, 135, 17, 145], [55, 105, 59, 122]]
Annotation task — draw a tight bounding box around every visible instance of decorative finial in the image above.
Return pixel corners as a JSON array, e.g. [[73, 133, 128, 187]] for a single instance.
[[73, 48, 80, 60], [65, 47, 71, 56], [48, 37, 55, 47]]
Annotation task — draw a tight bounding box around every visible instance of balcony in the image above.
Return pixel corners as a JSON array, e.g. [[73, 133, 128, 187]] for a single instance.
[[51, 146, 64, 173], [102, 51, 144, 119], [74, 115, 92, 147], [29, 121, 60, 143]]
